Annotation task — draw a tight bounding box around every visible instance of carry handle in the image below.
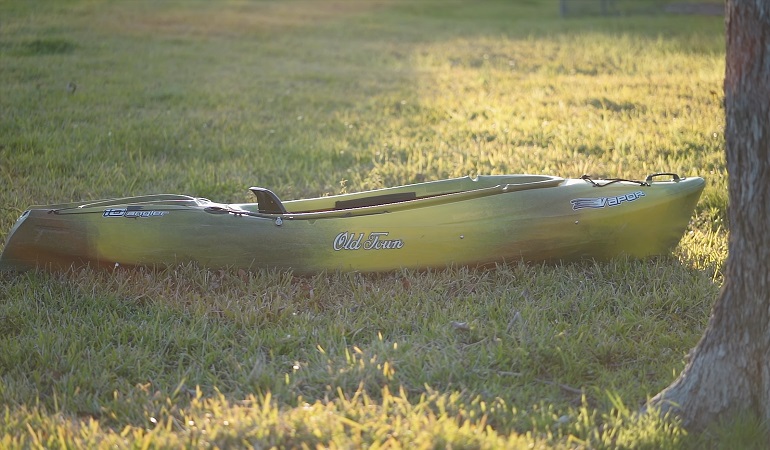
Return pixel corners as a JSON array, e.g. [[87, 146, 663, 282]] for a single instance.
[[645, 172, 681, 184]]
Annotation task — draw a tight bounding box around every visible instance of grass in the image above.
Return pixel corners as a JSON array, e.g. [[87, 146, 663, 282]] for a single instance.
[[0, 0, 749, 447]]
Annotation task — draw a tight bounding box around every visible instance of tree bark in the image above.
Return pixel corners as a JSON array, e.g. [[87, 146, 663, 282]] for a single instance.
[[647, 0, 770, 431]]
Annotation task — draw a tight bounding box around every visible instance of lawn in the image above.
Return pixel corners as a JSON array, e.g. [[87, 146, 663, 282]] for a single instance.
[[0, 0, 745, 447]]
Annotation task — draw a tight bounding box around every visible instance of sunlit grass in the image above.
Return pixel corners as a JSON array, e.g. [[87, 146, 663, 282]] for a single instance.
[[0, 0, 743, 447], [0, 259, 720, 447]]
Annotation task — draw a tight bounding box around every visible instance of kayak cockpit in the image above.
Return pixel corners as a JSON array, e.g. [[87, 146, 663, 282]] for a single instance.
[[242, 174, 565, 218], [29, 175, 565, 219]]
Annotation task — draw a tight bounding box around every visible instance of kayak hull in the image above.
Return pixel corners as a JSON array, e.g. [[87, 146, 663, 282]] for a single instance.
[[0, 174, 705, 273]]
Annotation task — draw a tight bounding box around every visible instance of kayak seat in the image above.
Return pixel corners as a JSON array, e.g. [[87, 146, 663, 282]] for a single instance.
[[335, 192, 417, 210], [249, 187, 287, 214]]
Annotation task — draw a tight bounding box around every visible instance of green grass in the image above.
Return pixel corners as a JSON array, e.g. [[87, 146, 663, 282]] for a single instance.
[[0, 0, 748, 447]]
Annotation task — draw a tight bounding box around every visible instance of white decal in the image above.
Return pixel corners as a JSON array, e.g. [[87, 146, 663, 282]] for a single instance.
[[103, 208, 167, 218], [570, 191, 645, 211], [333, 232, 403, 251], [103, 209, 127, 217]]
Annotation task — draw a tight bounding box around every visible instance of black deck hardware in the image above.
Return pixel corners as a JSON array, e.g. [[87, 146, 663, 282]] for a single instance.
[[580, 174, 649, 187], [249, 187, 288, 214], [645, 173, 681, 183]]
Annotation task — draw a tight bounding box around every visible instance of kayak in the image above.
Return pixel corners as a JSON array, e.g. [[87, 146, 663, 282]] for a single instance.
[[0, 173, 704, 273]]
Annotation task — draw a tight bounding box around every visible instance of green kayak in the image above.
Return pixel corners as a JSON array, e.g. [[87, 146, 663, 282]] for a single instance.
[[0, 173, 704, 273]]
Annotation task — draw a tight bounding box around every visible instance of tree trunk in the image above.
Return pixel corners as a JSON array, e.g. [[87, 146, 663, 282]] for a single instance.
[[647, 0, 770, 431]]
